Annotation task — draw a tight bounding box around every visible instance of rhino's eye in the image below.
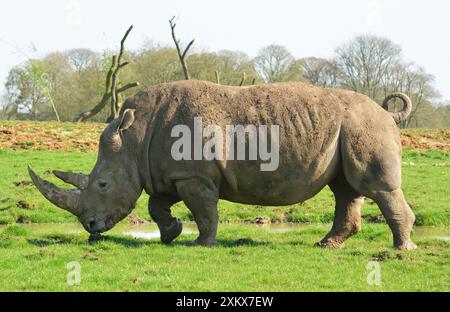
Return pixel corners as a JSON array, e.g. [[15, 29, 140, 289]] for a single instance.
[[97, 180, 108, 190]]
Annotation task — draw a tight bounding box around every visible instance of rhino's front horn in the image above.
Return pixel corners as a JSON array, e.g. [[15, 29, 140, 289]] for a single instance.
[[53, 170, 89, 189], [28, 166, 81, 216]]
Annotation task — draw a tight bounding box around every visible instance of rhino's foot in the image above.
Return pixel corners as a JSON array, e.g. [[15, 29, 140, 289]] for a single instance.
[[191, 237, 218, 247], [160, 218, 183, 244], [314, 239, 345, 249], [393, 240, 417, 250], [88, 233, 102, 242]]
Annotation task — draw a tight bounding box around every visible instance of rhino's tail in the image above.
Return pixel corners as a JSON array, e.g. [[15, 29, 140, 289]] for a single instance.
[[381, 92, 412, 125]]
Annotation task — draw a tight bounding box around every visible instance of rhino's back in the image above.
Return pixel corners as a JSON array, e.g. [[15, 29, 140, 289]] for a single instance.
[[127, 81, 352, 205], [132, 79, 346, 142]]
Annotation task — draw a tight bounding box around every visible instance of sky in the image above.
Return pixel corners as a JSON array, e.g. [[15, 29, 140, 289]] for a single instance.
[[0, 0, 449, 101]]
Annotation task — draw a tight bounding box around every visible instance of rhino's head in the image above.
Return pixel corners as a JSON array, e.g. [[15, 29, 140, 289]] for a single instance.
[[28, 109, 143, 234]]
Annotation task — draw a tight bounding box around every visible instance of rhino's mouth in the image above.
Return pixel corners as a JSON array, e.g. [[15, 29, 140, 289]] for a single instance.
[[83, 218, 114, 234], [84, 204, 135, 234]]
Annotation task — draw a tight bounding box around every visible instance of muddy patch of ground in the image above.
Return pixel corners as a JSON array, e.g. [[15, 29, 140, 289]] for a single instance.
[[0, 121, 103, 152], [0, 122, 449, 152], [401, 128, 450, 152]]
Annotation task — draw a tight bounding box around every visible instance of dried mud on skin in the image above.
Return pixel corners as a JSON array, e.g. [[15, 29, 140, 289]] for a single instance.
[[0, 122, 449, 153]]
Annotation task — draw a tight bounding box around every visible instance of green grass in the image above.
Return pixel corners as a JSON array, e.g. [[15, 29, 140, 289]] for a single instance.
[[0, 148, 448, 226], [0, 123, 448, 291], [0, 223, 448, 291]]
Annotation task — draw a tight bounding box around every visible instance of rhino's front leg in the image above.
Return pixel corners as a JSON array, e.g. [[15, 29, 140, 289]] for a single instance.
[[175, 178, 219, 247], [148, 194, 183, 244]]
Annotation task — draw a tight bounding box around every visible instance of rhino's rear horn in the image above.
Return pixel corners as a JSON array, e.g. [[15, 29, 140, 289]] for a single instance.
[[28, 166, 81, 216], [53, 170, 89, 189]]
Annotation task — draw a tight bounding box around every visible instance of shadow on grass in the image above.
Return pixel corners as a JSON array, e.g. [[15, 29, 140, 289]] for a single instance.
[[25, 233, 400, 250], [285, 240, 311, 246], [90, 235, 158, 247], [24, 233, 273, 248], [27, 234, 81, 247], [93, 235, 273, 248]]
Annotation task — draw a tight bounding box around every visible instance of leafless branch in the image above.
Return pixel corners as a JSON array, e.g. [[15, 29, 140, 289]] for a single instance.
[[215, 70, 220, 84], [169, 16, 194, 80], [75, 25, 138, 122], [239, 72, 246, 86]]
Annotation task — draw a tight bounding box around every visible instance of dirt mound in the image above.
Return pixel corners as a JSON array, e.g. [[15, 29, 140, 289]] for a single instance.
[[401, 129, 450, 152], [0, 121, 104, 152], [0, 121, 448, 153]]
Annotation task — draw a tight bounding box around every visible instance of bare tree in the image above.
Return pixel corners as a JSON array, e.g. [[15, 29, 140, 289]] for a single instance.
[[169, 16, 194, 80], [75, 25, 139, 122], [254, 45, 295, 83], [65, 48, 99, 72], [300, 57, 339, 87], [334, 35, 401, 99]]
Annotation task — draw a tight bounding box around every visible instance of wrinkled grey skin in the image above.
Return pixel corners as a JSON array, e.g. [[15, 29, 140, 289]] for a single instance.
[[29, 81, 417, 250]]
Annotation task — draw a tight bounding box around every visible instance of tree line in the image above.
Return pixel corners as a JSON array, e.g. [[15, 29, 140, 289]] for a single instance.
[[1, 33, 448, 128]]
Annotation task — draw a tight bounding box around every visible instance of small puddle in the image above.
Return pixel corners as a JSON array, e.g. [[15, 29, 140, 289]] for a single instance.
[[412, 226, 450, 241], [120, 223, 198, 240], [122, 228, 195, 240], [122, 231, 160, 240], [432, 236, 450, 241]]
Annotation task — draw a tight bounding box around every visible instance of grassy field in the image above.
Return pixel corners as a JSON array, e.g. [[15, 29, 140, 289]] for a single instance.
[[0, 121, 449, 291], [0, 223, 448, 291]]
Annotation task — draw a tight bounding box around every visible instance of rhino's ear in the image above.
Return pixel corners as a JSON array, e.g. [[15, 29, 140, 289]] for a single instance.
[[115, 108, 135, 133]]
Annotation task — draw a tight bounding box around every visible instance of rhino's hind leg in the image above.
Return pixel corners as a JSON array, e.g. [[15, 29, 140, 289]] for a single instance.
[[339, 121, 416, 250], [345, 172, 416, 250], [149, 194, 183, 244], [315, 175, 363, 248], [175, 178, 219, 247], [372, 189, 416, 250]]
